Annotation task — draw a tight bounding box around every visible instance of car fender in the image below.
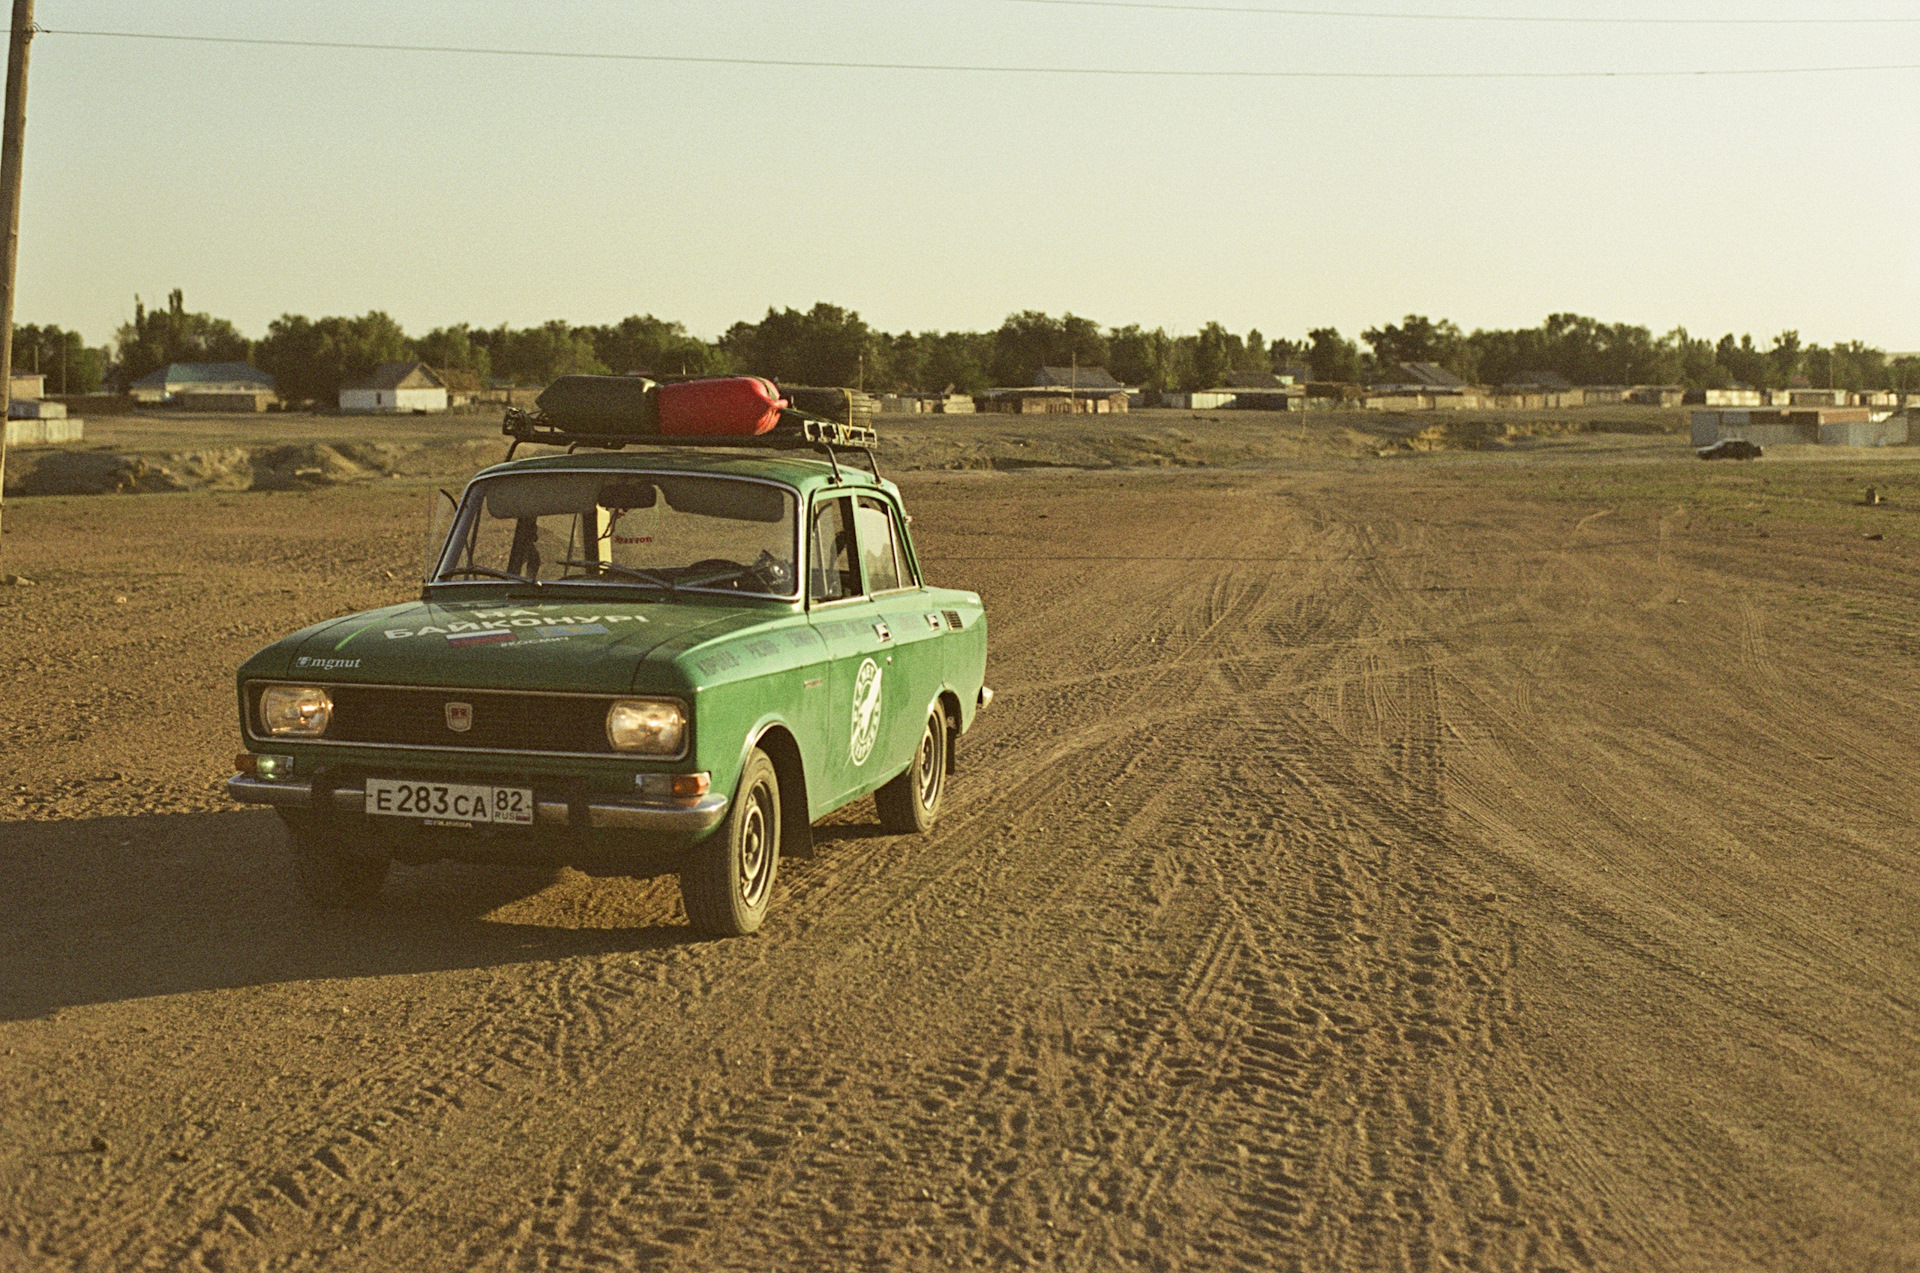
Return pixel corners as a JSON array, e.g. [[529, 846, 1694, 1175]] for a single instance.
[[924, 683, 969, 773], [740, 715, 817, 852], [729, 713, 787, 787]]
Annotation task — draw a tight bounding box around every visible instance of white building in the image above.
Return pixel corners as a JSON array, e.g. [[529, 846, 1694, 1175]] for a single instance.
[[128, 362, 274, 405], [340, 362, 448, 413], [1162, 390, 1238, 410]]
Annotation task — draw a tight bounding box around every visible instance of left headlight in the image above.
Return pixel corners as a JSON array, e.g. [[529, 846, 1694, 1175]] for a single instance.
[[606, 699, 687, 755], [259, 685, 333, 737]]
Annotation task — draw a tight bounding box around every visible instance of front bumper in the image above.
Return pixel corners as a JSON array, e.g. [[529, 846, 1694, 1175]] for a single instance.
[[226, 775, 730, 833]]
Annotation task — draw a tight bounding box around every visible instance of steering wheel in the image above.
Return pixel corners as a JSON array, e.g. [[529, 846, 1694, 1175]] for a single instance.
[[749, 549, 795, 592], [678, 554, 794, 593]]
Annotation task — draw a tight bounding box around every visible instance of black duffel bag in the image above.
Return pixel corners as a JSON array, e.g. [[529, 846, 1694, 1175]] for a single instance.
[[535, 375, 659, 434]]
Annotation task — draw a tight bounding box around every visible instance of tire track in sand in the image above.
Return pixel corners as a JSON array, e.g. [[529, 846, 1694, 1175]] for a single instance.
[[448, 494, 1593, 1272]]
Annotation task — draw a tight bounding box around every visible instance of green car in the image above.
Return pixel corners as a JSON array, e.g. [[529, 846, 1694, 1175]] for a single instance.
[[228, 401, 990, 936]]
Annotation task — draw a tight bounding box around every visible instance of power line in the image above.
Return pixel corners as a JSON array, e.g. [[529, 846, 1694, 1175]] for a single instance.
[[34, 28, 1920, 79], [1006, 0, 1920, 24]]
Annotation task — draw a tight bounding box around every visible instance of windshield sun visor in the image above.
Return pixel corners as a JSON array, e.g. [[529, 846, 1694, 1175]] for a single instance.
[[656, 477, 788, 523], [483, 473, 607, 521]]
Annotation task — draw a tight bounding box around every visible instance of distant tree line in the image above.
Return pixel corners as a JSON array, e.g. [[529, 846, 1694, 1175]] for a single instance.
[[19, 292, 1920, 404], [1347, 312, 1913, 394], [8, 323, 109, 394]]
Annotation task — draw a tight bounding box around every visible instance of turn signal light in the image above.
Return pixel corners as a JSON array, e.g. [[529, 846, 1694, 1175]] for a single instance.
[[636, 772, 711, 800]]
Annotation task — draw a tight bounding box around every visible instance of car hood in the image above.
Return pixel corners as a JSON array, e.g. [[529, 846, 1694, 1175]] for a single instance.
[[274, 595, 781, 694]]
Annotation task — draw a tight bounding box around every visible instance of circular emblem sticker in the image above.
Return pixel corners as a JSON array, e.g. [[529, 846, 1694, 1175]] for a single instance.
[[850, 657, 883, 766]]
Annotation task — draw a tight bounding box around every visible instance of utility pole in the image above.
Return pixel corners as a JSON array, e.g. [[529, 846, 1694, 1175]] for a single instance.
[[0, 0, 33, 554]]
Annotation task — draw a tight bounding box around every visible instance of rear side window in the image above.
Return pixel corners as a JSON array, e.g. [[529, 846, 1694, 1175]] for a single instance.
[[810, 497, 857, 601], [856, 497, 907, 593]]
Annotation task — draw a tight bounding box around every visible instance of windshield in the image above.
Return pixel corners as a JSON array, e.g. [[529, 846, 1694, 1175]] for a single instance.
[[434, 471, 800, 598]]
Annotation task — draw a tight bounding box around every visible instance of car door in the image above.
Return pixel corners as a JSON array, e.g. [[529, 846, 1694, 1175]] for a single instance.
[[808, 494, 895, 808], [855, 493, 941, 769]]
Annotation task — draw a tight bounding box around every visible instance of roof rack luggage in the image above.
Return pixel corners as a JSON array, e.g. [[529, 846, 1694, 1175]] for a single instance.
[[779, 385, 878, 432], [501, 374, 879, 476]]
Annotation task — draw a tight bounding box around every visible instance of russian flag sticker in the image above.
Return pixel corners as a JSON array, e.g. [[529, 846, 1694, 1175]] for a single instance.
[[448, 629, 515, 648]]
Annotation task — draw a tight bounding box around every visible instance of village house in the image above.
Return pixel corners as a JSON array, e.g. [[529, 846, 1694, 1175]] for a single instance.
[[128, 362, 276, 407], [1217, 370, 1299, 410], [339, 362, 449, 414], [1371, 361, 1468, 393], [982, 365, 1130, 414], [1033, 365, 1126, 394]]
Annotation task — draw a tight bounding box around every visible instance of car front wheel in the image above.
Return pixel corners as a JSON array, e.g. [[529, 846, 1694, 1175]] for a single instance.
[[877, 707, 947, 835], [680, 749, 781, 936]]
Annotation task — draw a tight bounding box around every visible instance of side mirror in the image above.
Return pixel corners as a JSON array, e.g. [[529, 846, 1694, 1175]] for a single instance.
[[423, 488, 458, 583]]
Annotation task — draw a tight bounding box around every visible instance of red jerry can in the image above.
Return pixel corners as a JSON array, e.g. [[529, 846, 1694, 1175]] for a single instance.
[[657, 376, 786, 437]]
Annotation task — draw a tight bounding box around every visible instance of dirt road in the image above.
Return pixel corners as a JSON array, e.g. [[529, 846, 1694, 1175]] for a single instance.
[[3, 447, 1919, 1270]]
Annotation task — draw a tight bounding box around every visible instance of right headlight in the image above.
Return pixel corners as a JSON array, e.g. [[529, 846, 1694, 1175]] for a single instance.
[[606, 699, 687, 755], [259, 685, 333, 737]]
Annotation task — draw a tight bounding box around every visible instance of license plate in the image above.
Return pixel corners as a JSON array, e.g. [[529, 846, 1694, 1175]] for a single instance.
[[364, 779, 534, 825]]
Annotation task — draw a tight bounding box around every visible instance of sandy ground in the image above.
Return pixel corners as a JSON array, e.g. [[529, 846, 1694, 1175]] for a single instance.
[[2, 422, 1920, 1270]]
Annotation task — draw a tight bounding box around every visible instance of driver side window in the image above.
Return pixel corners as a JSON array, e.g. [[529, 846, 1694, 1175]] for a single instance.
[[810, 497, 858, 602]]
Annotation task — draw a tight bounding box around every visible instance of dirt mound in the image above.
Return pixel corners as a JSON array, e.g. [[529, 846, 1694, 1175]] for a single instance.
[[879, 406, 1690, 471], [3, 438, 506, 497], [249, 442, 399, 490], [1370, 412, 1686, 454], [4, 443, 388, 496], [8, 450, 136, 495]]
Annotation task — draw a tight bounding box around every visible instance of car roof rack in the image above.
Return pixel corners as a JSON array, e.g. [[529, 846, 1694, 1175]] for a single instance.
[[501, 407, 881, 482]]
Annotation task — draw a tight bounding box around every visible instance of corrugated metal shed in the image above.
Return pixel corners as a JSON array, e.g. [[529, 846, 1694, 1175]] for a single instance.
[[1162, 391, 1236, 410], [1819, 417, 1909, 447], [1720, 421, 1818, 446]]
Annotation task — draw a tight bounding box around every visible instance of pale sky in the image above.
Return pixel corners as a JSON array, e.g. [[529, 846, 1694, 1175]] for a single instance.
[[17, 0, 1920, 350]]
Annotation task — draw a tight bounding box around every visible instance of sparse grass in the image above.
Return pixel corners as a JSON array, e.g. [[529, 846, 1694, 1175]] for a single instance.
[[1457, 455, 1920, 540]]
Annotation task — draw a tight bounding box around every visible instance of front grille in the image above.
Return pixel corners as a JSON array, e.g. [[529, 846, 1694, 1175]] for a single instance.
[[253, 683, 626, 755], [943, 610, 964, 631]]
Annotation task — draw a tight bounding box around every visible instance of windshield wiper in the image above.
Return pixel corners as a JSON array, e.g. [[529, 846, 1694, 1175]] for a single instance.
[[555, 559, 676, 592], [679, 566, 761, 591], [437, 565, 538, 585]]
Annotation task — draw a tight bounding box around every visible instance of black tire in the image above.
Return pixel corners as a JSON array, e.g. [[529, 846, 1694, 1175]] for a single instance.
[[876, 707, 947, 835], [680, 749, 781, 936], [280, 813, 390, 908]]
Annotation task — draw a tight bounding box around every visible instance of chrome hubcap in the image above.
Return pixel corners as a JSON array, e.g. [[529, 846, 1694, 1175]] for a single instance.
[[737, 784, 773, 907]]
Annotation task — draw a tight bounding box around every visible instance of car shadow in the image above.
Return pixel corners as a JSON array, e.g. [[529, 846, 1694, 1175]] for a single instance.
[[0, 808, 704, 1021], [803, 794, 896, 852], [807, 822, 895, 850]]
